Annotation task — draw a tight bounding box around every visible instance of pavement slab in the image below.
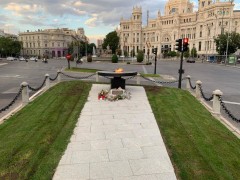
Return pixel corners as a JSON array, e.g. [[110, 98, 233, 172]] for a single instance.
[[53, 84, 176, 180]]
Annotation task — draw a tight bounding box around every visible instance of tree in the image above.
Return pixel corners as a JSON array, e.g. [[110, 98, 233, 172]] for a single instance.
[[214, 32, 240, 55], [136, 50, 144, 62], [0, 37, 21, 57], [102, 31, 119, 54], [191, 47, 197, 58]]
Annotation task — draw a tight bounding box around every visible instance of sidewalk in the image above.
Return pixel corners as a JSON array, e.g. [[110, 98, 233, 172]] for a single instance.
[[53, 84, 176, 180]]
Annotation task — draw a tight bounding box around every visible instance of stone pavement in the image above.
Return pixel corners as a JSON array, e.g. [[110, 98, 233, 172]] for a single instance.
[[53, 84, 177, 180]]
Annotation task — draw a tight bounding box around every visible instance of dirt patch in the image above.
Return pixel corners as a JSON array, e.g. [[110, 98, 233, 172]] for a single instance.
[[145, 86, 163, 94]]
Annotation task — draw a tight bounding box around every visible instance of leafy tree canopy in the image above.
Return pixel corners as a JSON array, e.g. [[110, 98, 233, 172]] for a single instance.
[[0, 37, 22, 57], [102, 31, 119, 54], [214, 32, 240, 55]]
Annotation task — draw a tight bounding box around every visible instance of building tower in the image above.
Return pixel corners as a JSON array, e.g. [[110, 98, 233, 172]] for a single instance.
[[131, 6, 142, 52]]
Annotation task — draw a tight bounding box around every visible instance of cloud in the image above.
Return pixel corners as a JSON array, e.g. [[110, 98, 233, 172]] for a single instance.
[[85, 17, 98, 27]]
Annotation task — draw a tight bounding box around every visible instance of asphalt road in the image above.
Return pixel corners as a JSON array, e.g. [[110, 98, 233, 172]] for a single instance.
[[0, 58, 239, 132]]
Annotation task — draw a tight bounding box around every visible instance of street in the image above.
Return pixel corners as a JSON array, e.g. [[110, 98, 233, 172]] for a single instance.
[[0, 58, 239, 131]]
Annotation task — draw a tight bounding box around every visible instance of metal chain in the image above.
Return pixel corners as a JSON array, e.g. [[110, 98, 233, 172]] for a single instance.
[[140, 74, 180, 84], [28, 76, 48, 91], [123, 75, 136, 80], [188, 78, 196, 89], [199, 84, 214, 101], [60, 72, 96, 79], [218, 95, 240, 123], [49, 72, 60, 81], [0, 86, 24, 113], [100, 76, 111, 80]]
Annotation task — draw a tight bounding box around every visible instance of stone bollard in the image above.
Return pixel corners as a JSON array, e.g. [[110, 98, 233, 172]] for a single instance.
[[96, 72, 99, 82], [21, 82, 29, 105], [45, 74, 50, 89], [57, 70, 61, 83], [136, 73, 141, 85], [186, 75, 191, 90], [196, 80, 202, 99], [213, 89, 223, 114]]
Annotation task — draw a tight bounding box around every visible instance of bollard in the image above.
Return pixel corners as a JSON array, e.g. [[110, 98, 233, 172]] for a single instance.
[[96, 72, 99, 82], [21, 82, 29, 105], [45, 74, 50, 89], [57, 70, 61, 83], [186, 75, 191, 90], [213, 89, 223, 114], [196, 80, 202, 99], [136, 73, 141, 85]]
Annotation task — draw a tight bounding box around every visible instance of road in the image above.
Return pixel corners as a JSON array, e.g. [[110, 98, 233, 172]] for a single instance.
[[0, 58, 239, 132]]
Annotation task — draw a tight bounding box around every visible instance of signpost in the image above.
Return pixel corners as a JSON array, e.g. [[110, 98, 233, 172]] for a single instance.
[[66, 54, 71, 69]]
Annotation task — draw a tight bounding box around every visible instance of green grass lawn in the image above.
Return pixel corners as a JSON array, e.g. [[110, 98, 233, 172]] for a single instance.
[[0, 81, 91, 179], [1, 82, 240, 179], [65, 67, 99, 73], [145, 86, 240, 180]]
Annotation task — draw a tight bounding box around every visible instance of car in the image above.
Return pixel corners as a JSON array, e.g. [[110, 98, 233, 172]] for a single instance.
[[19, 57, 26, 61], [29, 57, 38, 61], [186, 58, 195, 63], [6, 57, 15, 61]]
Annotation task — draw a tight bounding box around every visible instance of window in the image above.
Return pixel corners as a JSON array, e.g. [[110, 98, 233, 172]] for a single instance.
[[200, 31, 202, 37], [199, 41, 201, 51], [45, 44, 47, 47], [52, 43, 54, 47]]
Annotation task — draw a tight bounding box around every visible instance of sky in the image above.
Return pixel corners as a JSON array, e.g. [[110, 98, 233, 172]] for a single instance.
[[0, 0, 240, 44]]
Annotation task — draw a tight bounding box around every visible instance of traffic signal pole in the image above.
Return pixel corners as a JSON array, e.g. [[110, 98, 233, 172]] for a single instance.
[[178, 51, 184, 89], [154, 53, 157, 74], [176, 38, 188, 89]]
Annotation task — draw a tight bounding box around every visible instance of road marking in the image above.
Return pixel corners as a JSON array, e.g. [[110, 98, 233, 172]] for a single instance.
[[0, 75, 21, 78], [0, 63, 7, 66], [223, 101, 240, 105], [142, 65, 148, 74]]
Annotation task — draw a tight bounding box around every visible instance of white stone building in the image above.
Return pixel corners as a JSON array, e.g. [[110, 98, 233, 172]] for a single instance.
[[18, 28, 87, 58], [117, 0, 240, 57]]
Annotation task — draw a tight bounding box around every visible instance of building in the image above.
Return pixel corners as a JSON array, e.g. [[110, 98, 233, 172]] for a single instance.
[[18, 28, 87, 58], [117, 0, 240, 58]]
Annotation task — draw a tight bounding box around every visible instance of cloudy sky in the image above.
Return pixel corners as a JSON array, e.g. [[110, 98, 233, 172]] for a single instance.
[[0, 0, 239, 43]]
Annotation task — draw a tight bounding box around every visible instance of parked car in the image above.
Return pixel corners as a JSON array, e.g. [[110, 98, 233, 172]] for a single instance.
[[237, 58, 240, 64], [29, 57, 38, 61], [186, 58, 195, 63], [19, 57, 26, 61], [7, 57, 15, 61]]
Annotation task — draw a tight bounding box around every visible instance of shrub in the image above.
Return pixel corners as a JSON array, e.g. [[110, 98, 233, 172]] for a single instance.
[[127, 62, 130, 64], [167, 51, 177, 57], [87, 55, 92, 62], [137, 50, 144, 63], [112, 54, 118, 63]]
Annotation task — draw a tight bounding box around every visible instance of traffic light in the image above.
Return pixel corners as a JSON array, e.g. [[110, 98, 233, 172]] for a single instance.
[[175, 39, 182, 52], [183, 38, 189, 52], [152, 47, 157, 55]]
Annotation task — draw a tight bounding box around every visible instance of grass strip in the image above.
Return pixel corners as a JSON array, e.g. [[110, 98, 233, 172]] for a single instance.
[[145, 86, 240, 180], [65, 67, 99, 73], [0, 81, 91, 179]]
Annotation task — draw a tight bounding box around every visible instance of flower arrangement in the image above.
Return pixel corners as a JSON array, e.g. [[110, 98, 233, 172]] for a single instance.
[[98, 89, 108, 100], [98, 88, 131, 101]]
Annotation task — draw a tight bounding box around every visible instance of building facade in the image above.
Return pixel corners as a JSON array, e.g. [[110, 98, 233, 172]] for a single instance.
[[18, 28, 87, 58], [117, 0, 240, 57]]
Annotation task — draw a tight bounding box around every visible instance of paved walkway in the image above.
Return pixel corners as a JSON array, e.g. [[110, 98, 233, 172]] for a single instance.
[[53, 84, 176, 180]]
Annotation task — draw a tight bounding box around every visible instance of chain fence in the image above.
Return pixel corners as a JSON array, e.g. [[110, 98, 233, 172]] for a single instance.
[[218, 95, 240, 123], [60, 72, 96, 79], [28, 76, 48, 91], [140, 74, 186, 86], [0, 86, 23, 113], [187, 78, 196, 90], [49, 72, 60, 81], [199, 84, 214, 101]]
